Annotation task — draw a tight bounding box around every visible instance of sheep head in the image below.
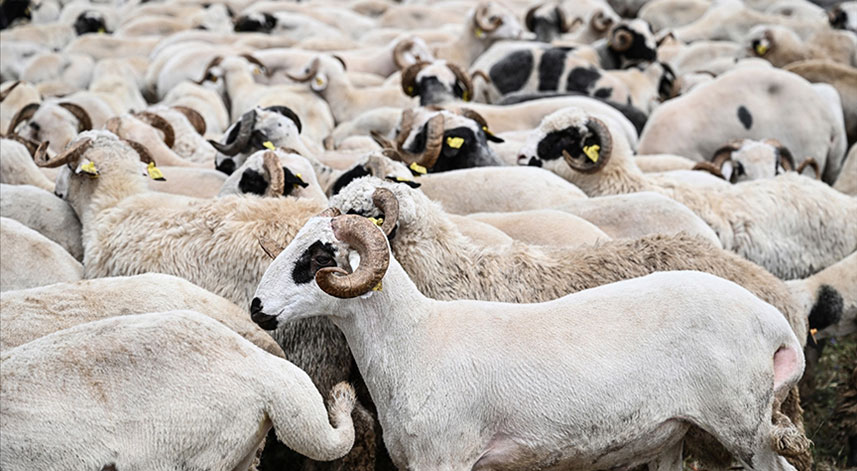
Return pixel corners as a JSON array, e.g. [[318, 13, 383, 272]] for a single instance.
[[401, 60, 474, 106]]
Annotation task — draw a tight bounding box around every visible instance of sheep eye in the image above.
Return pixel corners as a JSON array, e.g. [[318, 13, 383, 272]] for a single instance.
[[314, 254, 333, 265]]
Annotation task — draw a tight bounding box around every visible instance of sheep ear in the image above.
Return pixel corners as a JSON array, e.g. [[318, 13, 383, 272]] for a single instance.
[[283, 167, 308, 188], [74, 158, 99, 176]]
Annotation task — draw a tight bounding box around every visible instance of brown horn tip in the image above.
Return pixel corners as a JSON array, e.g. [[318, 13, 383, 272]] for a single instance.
[[796, 158, 821, 179], [57, 102, 92, 132], [400, 61, 429, 97], [372, 188, 399, 237], [315, 214, 390, 299], [32, 141, 49, 163], [173, 106, 207, 135], [693, 161, 726, 180], [287, 58, 320, 83], [121, 138, 156, 167], [37, 138, 92, 168], [0, 80, 23, 102]]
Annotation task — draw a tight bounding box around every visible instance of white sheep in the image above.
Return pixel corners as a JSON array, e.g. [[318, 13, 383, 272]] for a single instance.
[[0, 183, 83, 261], [520, 107, 857, 279], [0, 310, 356, 470], [0, 216, 82, 292], [252, 213, 805, 471], [218, 149, 327, 204], [0, 138, 53, 191], [467, 209, 611, 247], [0, 273, 282, 355]]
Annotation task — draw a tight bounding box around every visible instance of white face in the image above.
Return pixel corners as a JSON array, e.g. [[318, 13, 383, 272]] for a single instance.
[[252, 217, 351, 331], [726, 141, 784, 182]]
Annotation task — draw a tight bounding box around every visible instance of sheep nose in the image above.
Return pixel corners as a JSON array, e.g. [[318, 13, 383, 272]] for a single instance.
[[249, 297, 278, 330]]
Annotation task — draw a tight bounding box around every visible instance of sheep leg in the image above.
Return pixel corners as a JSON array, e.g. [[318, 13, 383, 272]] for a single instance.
[[647, 439, 683, 471]]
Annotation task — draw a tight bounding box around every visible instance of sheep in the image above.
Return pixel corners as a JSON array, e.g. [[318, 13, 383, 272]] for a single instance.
[[399, 60, 475, 106], [0, 273, 282, 355], [744, 24, 857, 67], [0, 138, 53, 191], [672, 0, 829, 43], [162, 81, 230, 136], [0, 79, 40, 134], [306, 149, 416, 197], [104, 113, 211, 169], [0, 216, 82, 292], [0, 22, 76, 50], [212, 106, 313, 175], [142, 104, 215, 165], [639, 0, 710, 32], [232, 10, 350, 44], [522, 1, 618, 43], [38, 130, 378, 470], [637, 67, 848, 183], [19, 51, 94, 97], [787, 252, 857, 341], [6, 95, 113, 156], [219, 149, 327, 204], [0, 183, 82, 261], [783, 59, 857, 146], [430, 2, 524, 67], [252, 212, 806, 471], [287, 54, 415, 124], [692, 138, 822, 183], [0, 310, 357, 470], [467, 209, 611, 247], [519, 106, 857, 279], [145, 166, 227, 198]]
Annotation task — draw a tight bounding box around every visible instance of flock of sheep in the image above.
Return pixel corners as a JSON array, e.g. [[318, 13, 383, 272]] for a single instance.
[[0, 0, 856, 469]]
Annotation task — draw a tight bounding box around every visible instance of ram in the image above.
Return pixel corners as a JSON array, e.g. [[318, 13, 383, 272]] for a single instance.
[[0, 310, 356, 471], [219, 149, 327, 204], [744, 24, 857, 67], [36, 131, 378, 470], [430, 3, 524, 67], [252, 213, 806, 471], [520, 106, 857, 279], [692, 138, 822, 183]]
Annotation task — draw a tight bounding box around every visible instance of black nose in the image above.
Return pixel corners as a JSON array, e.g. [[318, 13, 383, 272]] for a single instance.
[[216, 158, 236, 175], [527, 157, 542, 167], [249, 297, 278, 330]]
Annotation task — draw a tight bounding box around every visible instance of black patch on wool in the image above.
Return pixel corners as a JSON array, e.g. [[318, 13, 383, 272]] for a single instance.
[[538, 47, 570, 91], [331, 165, 371, 196], [292, 241, 336, 284], [566, 67, 601, 93], [489, 50, 534, 95], [737, 106, 753, 130], [808, 284, 843, 331]]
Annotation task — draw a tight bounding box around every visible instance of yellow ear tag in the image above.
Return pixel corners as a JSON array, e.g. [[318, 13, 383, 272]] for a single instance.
[[809, 328, 818, 343], [475, 27, 484, 38], [482, 126, 495, 136], [146, 162, 165, 181], [583, 145, 600, 163], [98, 28, 106, 34], [407, 86, 414, 94], [293, 173, 305, 190], [462, 90, 470, 101], [372, 280, 383, 291], [409, 162, 427, 174], [315, 77, 324, 86], [446, 136, 464, 149], [253, 67, 262, 75], [755, 44, 768, 56], [395, 176, 413, 183], [262, 141, 275, 150], [368, 217, 384, 227], [80, 161, 99, 176]]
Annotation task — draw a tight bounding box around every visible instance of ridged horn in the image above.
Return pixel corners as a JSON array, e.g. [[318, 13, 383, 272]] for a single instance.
[[36, 138, 92, 168], [561, 117, 613, 174], [209, 109, 256, 156], [447, 63, 473, 101], [287, 58, 320, 82], [796, 158, 821, 179], [473, 3, 503, 33], [173, 106, 207, 135], [262, 150, 285, 196], [134, 111, 175, 148], [58, 102, 92, 132], [400, 61, 429, 97], [6, 102, 40, 136], [315, 215, 390, 299], [610, 28, 633, 52], [372, 187, 399, 237]]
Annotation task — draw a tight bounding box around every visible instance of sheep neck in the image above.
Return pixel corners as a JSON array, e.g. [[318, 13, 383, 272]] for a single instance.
[[319, 73, 359, 123], [567, 158, 652, 197], [75, 169, 148, 227], [452, 24, 489, 67], [329, 260, 431, 406]]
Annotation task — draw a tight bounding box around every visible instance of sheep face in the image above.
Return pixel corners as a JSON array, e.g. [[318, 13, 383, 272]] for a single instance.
[[725, 140, 787, 183], [251, 217, 359, 330], [471, 3, 524, 41], [15, 105, 80, 155], [743, 25, 804, 67], [233, 12, 277, 33], [517, 107, 623, 187], [525, 4, 569, 43], [288, 56, 345, 94], [214, 107, 302, 175], [0, 0, 31, 30], [219, 149, 314, 199], [399, 109, 504, 172], [403, 61, 471, 106], [73, 11, 109, 35], [828, 3, 857, 33], [608, 19, 657, 65], [329, 153, 417, 197]]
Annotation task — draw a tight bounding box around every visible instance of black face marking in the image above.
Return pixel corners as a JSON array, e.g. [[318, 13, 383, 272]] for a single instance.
[[74, 12, 108, 35], [433, 127, 478, 172], [331, 165, 371, 196], [737, 106, 753, 130], [292, 241, 337, 284], [417, 76, 451, 106], [829, 8, 846, 29], [566, 67, 601, 93], [406, 122, 429, 153], [538, 47, 570, 92], [234, 13, 277, 33], [527, 157, 542, 167], [537, 129, 583, 161], [489, 50, 534, 95], [0, 0, 31, 30], [593, 87, 612, 98], [611, 26, 656, 62], [216, 158, 236, 175], [238, 168, 267, 195]]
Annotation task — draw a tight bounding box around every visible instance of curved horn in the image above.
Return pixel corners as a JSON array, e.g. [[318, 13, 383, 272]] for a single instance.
[[796, 158, 821, 179], [287, 58, 320, 83], [457, 108, 490, 129], [471, 70, 491, 84], [134, 111, 175, 148], [591, 10, 613, 33], [173, 106, 207, 135], [7, 134, 40, 155], [263, 150, 285, 196], [473, 3, 503, 33], [400, 61, 429, 97], [36, 138, 92, 168], [240, 53, 268, 74], [710, 141, 741, 169], [122, 138, 156, 166], [393, 39, 415, 70], [692, 161, 726, 179], [395, 111, 445, 169], [555, 6, 570, 33], [315, 214, 390, 299], [447, 63, 473, 101], [58, 103, 92, 132], [763, 138, 795, 172], [5, 102, 40, 136], [195, 56, 223, 84], [561, 117, 613, 174], [524, 4, 540, 32], [318, 207, 342, 218], [209, 109, 256, 156], [265, 105, 302, 133], [371, 130, 395, 150], [0, 81, 22, 102], [372, 188, 399, 237], [610, 28, 633, 52]]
